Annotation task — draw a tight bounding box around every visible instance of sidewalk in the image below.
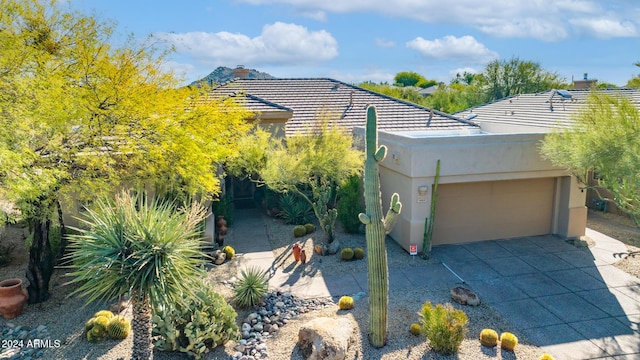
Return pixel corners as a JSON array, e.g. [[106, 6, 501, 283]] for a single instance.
[[228, 208, 640, 360]]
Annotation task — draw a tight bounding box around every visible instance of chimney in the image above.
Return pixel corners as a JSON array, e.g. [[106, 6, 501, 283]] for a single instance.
[[232, 65, 250, 79], [573, 72, 597, 90]]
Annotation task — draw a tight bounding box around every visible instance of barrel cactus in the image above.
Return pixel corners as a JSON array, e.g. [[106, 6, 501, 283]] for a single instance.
[[539, 354, 555, 360], [293, 225, 307, 237], [107, 315, 131, 339], [341, 247, 354, 261], [500, 332, 518, 351], [338, 296, 354, 310], [304, 223, 316, 234], [93, 310, 114, 320], [353, 247, 365, 260], [479, 328, 499, 347], [409, 323, 422, 336], [358, 105, 402, 347], [222, 245, 235, 260], [86, 315, 110, 341]]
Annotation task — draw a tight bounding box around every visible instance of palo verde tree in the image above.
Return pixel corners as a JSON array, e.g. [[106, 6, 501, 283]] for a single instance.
[[229, 120, 363, 253], [541, 93, 640, 229], [0, 0, 252, 303], [477, 57, 568, 102]]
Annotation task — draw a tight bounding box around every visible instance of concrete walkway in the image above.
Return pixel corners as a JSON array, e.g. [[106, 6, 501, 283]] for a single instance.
[[227, 209, 640, 359]]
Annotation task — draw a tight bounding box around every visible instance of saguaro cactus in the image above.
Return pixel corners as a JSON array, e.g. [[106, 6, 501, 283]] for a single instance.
[[358, 105, 402, 348]]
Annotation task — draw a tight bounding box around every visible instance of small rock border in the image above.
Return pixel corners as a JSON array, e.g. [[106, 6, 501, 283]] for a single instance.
[[232, 292, 334, 360]]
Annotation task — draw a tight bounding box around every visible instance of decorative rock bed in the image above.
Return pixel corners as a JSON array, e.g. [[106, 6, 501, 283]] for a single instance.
[[232, 291, 334, 360], [0, 323, 50, 359]]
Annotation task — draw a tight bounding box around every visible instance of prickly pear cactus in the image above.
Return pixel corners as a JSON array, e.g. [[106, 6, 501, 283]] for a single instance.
[[358, 105, 402, 348]]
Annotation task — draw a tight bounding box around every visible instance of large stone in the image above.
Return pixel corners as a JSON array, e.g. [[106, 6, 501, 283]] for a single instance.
[[451, 286, 480, 306], [297, 317, 353, 360]]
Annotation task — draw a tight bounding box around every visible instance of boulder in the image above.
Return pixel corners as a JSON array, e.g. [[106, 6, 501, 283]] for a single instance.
[[297, 317, 353, 360], [451, 286, 480, 306]]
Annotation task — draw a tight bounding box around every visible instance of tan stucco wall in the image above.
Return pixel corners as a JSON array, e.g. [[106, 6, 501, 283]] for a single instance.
[[352, 128, 588, 253]]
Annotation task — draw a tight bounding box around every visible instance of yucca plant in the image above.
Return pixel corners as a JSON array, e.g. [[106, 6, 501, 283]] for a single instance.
[[278, 193, 314, 225], [234, 266, 268, 308], [65, 191, 208, 360]]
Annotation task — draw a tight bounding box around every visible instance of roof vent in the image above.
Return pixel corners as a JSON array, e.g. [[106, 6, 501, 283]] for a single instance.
[[427, 108, 433, 127], [556, 90, 572, 99], [466, 113, 477, 120]]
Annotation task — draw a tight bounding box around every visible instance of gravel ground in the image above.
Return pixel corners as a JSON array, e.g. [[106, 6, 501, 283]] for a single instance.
[[3, 209, 637, 359], [587, 209, 640, 279]]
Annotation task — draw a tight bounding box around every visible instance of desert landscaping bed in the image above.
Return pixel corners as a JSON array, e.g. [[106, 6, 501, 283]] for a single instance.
[[1, 210, 637, 359]]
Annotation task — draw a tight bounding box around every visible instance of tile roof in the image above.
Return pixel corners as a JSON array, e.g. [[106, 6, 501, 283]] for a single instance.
[[455, 88, 640, 130], [209, 78, 478, 136]]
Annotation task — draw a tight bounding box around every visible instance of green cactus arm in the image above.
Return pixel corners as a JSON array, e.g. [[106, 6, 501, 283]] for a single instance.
[[383, 193, 402, 234], [358, 213, 371, 224], [374, 145, 387, 162]]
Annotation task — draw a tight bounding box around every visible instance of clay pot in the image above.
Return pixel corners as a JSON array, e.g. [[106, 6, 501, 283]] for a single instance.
[[292, 244, 301, 262], [216, 215, 227, 228], [0, 278, 27, 319], [300, 250, 307, 265]]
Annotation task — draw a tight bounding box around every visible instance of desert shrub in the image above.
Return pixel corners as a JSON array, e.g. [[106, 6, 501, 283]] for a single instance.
[[279, 193, 314, 225], [222, 245, 235, 260], [479, 328, 498, 347], [337, 175, 365, 233], [409, 323, 422, 336], [0, 237, 15, 268], [341, 247, 354, 261], [353, 247, 365, 260], [304, 223, 316, 234], [338, 296, 354, 310], [500, 332, 518, 351], [212, 193, 234, 226], [234, 266, 268, 308], [153, 281, 239, 359], [420, 302, 468, 354], [293, 225, 307, 237]]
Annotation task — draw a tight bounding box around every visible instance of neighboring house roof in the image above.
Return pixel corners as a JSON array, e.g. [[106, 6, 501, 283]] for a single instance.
[[418, 85, 439, 96], [209, 78, 478, 136], [456, 88, 640, 130]]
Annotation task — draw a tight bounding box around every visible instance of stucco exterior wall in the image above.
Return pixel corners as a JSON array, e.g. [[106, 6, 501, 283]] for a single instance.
[[353, 128, 587, 253]]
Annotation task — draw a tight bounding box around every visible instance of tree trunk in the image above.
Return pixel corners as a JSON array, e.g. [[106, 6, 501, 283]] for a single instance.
[[131, 293, 153, 360], [25, 218, 54, 304], [54, 200, 68, 264]]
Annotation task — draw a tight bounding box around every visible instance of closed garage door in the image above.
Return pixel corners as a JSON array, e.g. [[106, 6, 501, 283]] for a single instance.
[[432, 178, 555, 245]]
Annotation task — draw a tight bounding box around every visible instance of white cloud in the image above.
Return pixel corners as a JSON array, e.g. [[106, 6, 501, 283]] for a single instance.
[[159, 61, 197, 81], [570, 18, 637, 38], [406, 35, 498, 64], [156, 22, 338, 67], [375, 38, 395, 48], [237, 1, 640, 40], [297, 10, 327, 21]]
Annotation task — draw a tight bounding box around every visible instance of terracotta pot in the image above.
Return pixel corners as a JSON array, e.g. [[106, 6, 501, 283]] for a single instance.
[[292, 244, 301, 262], [300, 250, 307, 265], [0, 278, 27, 319], [216, 215, 227, 228]]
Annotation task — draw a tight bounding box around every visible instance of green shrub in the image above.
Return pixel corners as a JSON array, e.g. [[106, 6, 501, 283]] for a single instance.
[[337, 175, 365, 233], [153, 281, 239, 360], [304, 223, 316, 234], [233, 266, 268, 308], [420, 302, 468, 354], [338, 296, 354, 310], [409, 323, 422, 336], [341, 247, 354, 261], [279, 193, 314, 225], [212, 193, 234, 226], [353, 247, 365, 260], [293, 225, 307, 238]]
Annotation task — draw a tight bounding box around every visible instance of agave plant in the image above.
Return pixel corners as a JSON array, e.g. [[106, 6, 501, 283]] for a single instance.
[[234, 266, 269, 308], [65, 191, 208, 360]]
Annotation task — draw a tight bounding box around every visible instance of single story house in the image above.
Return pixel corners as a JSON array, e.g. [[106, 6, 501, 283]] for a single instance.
[[210, 68, 605, 253]]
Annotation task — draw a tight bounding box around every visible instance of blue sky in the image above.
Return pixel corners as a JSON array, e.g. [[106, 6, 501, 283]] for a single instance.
[[73, 0, 640, 86]]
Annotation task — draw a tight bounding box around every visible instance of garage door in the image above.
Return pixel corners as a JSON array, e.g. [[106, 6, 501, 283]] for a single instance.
[[432, 178, 555, 245]]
